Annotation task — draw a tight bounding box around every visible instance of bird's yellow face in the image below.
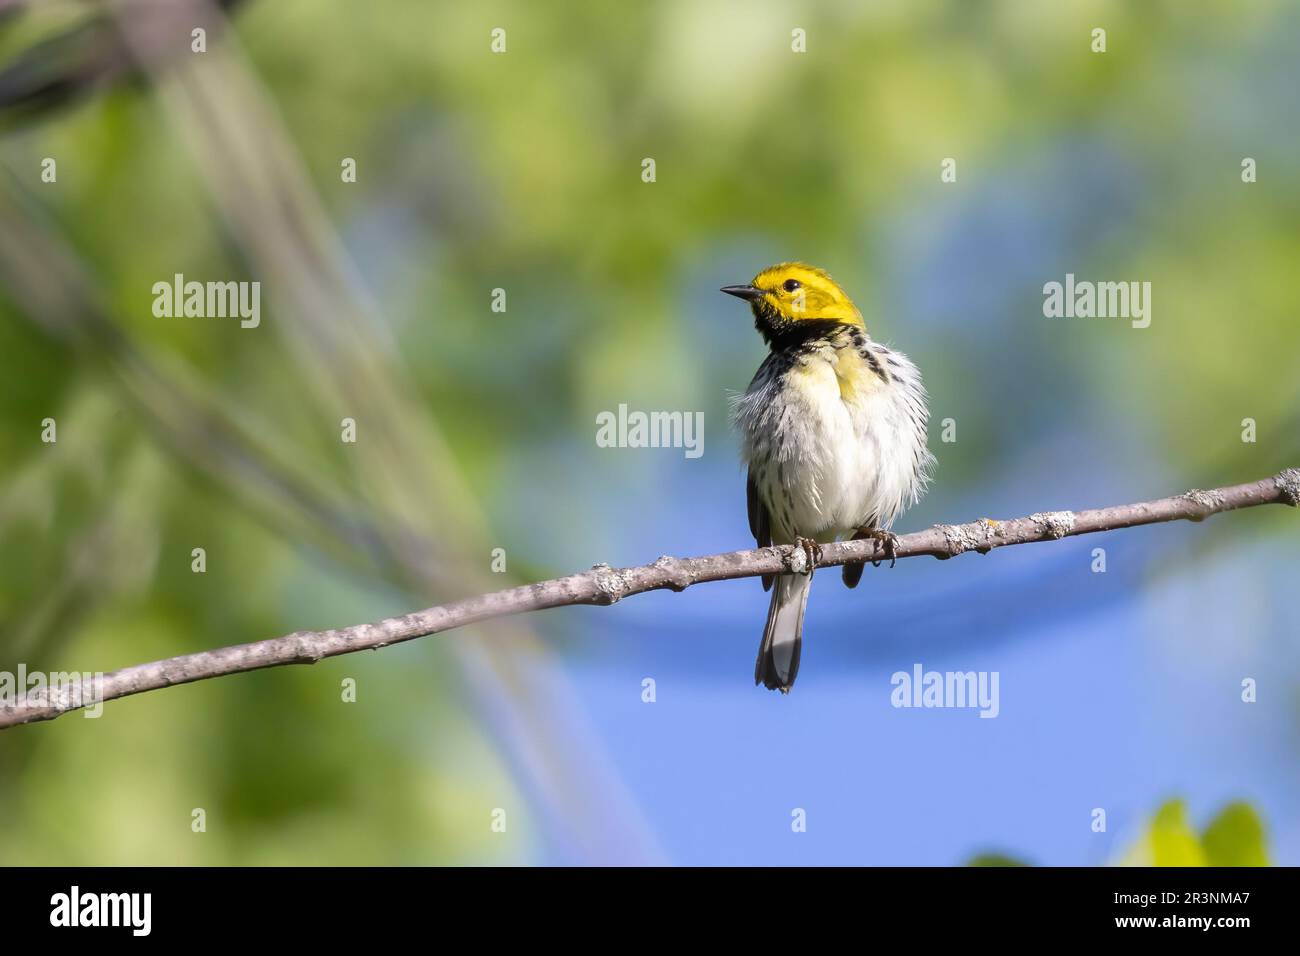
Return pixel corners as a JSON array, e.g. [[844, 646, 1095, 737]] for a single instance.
[[721, 263, 863, 344]]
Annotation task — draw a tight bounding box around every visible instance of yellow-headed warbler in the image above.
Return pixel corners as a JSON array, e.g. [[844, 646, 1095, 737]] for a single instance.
[[724, 263, 935, 692]]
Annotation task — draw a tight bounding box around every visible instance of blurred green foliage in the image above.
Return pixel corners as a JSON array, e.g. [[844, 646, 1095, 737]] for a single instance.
[[969, 799, 1271, 867], [1118, 799, 1270, 867]]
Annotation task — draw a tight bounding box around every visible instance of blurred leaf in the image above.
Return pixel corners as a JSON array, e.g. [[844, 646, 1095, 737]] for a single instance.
[[1202, 802, 1270, 867], [967, 852, 1031, 867], [1116, 799, 1271, 867], [1148, 799, 1207, 867]]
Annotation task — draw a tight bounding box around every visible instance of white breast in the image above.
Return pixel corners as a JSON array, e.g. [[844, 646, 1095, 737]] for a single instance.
[[735, 339, 933, 544]]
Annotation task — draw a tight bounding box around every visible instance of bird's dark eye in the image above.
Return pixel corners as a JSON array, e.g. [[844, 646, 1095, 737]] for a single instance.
[[783, 279, 801, 293]]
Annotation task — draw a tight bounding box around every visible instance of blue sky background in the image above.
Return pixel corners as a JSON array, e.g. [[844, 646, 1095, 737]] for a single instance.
[[511, 424, 1298, 865]]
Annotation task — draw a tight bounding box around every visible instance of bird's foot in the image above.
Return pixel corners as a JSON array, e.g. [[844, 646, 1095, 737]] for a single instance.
[[857, 527, 899, 568], [793, 536, 822, 573]]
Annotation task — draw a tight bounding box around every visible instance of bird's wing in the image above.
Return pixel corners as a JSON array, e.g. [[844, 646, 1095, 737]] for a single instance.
[[747, 468, 774, 592]]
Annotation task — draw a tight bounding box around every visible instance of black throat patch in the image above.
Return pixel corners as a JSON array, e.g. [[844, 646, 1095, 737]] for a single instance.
[[753, 301, 860, 352]]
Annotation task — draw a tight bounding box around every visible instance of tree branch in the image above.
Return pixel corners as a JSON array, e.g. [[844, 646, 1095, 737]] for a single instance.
[[3, 470, 1296, 729]]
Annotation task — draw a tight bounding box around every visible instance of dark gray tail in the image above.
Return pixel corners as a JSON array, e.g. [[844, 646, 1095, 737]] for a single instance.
[[755, 572, 812, 692]]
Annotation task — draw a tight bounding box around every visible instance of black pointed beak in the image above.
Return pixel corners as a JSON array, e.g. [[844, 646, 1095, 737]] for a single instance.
[[720, 284, 765, 302]]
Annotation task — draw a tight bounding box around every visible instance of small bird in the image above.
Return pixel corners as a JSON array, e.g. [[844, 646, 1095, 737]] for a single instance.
[[724, 263, 935, 692]]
